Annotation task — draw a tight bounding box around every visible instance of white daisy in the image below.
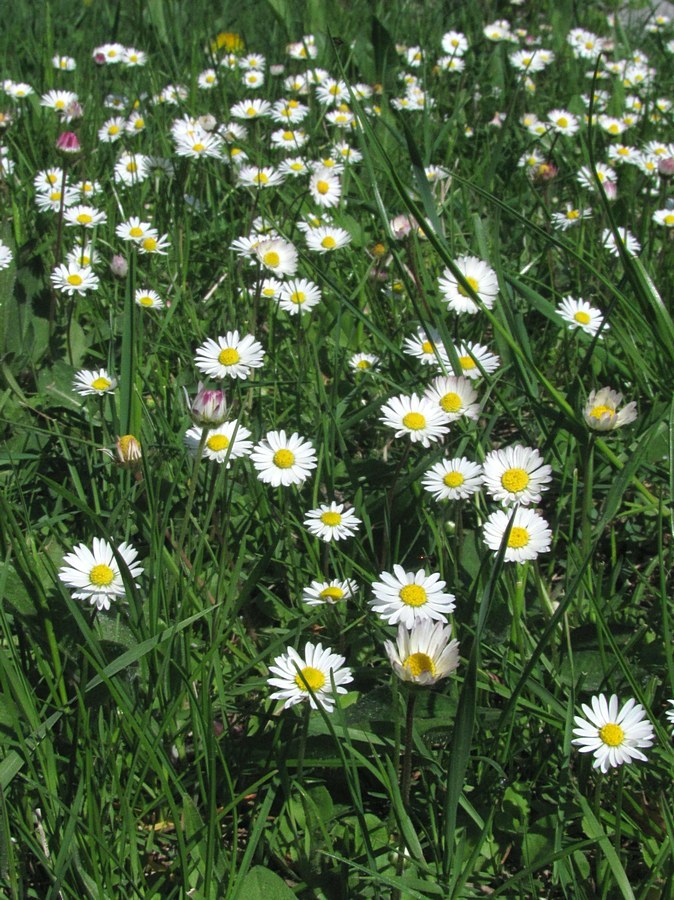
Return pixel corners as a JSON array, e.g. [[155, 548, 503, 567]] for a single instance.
[[303, 502, 361, 542], [237, 165, 285, 188], [115, 217, 155, 242], [35, 187, 79, 212], [184, 421, 253, 466], [304, 225, 351, 253], [370, 565, 456, 628], [665, 700, 674, 735], [302, 578, 357, 606], [557, 297, 607, 338], [134, 288, 164, 310], [114, 153, 150, 185], [652, 209, 674, 228], [384, 620, 460, 685], [350, 353, 380, 372], [547, 109, 580, 136], [98, 117, 126, 142], [194, 331, 265, 380], [584, 387, 637, 431], [402, 328, 451, 368], [482, 446, 552, 506], [601, 228, 640, 257], [63, 204, 107, 229], [250, 430, 317, 487], [454, 342, 500, 380], [137, 233, 171, 255], [254, 238, 298, 276], [51, 263, 99, 296], [175, 131, 224, 159], [58, 538, 143, 611], [267, 642, 353, 713], [380, 393, 450, 448], [551, 205, 592, 231], [230, 98, 272, 120], [572, 694, 654, 773], [482, 507, 552, 562], [279, 157, 310, 177], [0, 240, 13, 271], [73, 369, 117, 396], [423, 375, 480, 422], [309, 168, 342, 207], [438, 256, 499, 315], [278, 278, 322, 315], [422, 457, 483, 501]]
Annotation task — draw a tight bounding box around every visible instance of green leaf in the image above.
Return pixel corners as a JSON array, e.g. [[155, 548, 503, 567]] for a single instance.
[[576, 790, 635, 900], [236, 865, 296, 900]]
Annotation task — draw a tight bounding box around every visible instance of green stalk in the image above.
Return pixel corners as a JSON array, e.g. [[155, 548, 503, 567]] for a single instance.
[[581, 435, 596, 566]]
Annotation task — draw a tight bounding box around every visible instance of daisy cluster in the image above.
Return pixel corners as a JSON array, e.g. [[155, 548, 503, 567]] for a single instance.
[[1, 6, 670, 780]]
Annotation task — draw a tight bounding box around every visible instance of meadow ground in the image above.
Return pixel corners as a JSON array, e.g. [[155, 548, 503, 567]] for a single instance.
[[1, 0, 674, 897]]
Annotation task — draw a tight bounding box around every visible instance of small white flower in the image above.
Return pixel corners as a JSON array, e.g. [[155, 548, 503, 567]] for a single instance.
[[402, 328, 451, 368], [482, 445, 552, 506], [309, 167, 342, 207], [422, 457, 483, 501], [304, 225, 351, 253], [58, 538, 143, 611], [184, 421, 253, 466], [250, 430, 317, 487], [423, 375, 480, 422], [134, 288, 164, 310], [302, 579, 357, 606], [303, 502, 361, 542], [0, 240, 13, 271], [584, 387, 637, 431], [350, 352, 380, 372], [370, 565, 456, 627], [278, 278, 322, 315], [380, 393, 450, 448], [572, 694, 654, 773], [51, 263, 99, 296], [454, 342, 500, 380], [482, 507, 552, 563], [73, 369, 117, 396], [194, 331, 265, 380], [557, 297, 607, 338], [267, 642, 353, 712], [601, 228, 640, 258], [254, 238, 298, 275], [384, 620, 460, 685]]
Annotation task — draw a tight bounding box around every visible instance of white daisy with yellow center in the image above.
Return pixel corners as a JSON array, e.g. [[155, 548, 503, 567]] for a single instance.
[[304, 225, 352, 253], [58, 537, 143, 611], [423, 375, 480, 422], [572, 694, 654, 773], [278, 278, 322, 316], [438, 255, 499, 315], [385, 620, 460, 685], [254, 237, 298, 276], [64, 204, 107, 229], [584, 387, 637, 431], [482, 445, 552, 506], [134, 288, 165, 310], [268, 642, 353, 712], [184, 420, 253, 466], [51, 262, 100, 296], [422, 456, 483, 501], [380, 393, 450, 448], [302, 578, 358, 606], [371, 565, 456, 628], [303, 501, 361, 542], [72, 368, 117, 397], [250, 430, 317, 487], [557, 296, 607, 338], [350, 352, 380, 372], [402, 327, 451, 369], [309, 167, 342, 208], [453, 341, 501, 380], [482, 507, 552, 563], [194, 331, 266, 381]]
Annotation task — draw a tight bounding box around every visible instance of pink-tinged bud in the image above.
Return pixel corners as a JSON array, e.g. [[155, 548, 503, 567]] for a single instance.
[[658, 157, 674, 177], [270, 64, 285, 76], [389, 214, 415, 240], [110, 254, 128, 278], [65, 100, 83, 121], [93, 52, 106, 65], [188, 383, 228, 425], [56, 131, 81, 155], [603, 179, 618, 200], [534, 161, 558, 182]]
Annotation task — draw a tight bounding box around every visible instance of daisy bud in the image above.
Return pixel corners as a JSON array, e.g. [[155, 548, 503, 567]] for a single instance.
[[116, 434, 142, 468], [110, 254, 128, 278], [658, 157, 674, 178], [189, 383, 228, 426], [389, 214, 415, 240], [198, 114, 217, 132], [270, 64, 285, 76], [56, 131, 81, 155], [93, 51, 106, 65]]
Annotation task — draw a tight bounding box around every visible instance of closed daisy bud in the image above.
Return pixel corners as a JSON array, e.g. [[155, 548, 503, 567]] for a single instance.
[[188, 383, 228, 426], [584, 387, 637, 431]]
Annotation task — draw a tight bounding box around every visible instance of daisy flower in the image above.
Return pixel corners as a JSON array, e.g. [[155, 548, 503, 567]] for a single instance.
[[51, 263, 99, 296], [309, 168, 342, 207], [122, 47, 147, 67], [278, 278, 322, 315], [116, 217, 155, 242], [551, 205, 592, 231], [303, 502, 361, 542], [194, 332, 265, 380], [184, 421, 253, 466], [423, 375, 480, 422], [441, 31, 468, 55], [134, 288, 164, 310], [250, 430, 317, 487], [137, 233, 171, 255], [73, 369, 117, 396], [230, 98, 271, 120], [35, 187, 79, 212], [0, 240, 13, 271], [267, 642, 353, 713], [384, 620, 460, 685], [572, 694, 654, 773], [380, 393, 450, 448], [422, 457, 483, 501], [665, 700, 674, 734], [238, 165, 285, 188], [67, 243, 98, 268], [402, 328, 451, 368], [279, 157, 309, 177], [256, 277, 284, 300], [482, 446, 552, 506], [63, 205, 107, 229], [454, 341, 500, 380], [114, 153, 150, 185], [577, 163, 617, 193], [350, 352, 380, 372], [370, 565, 456, 628], [547, 109, 580, 136], [652, 209, 674, 228], [58, 538, 143, 611], [601, 228, 640, 258], [40, 89, 78, 113], [254, 238, 298, 276], [302, 578, 357, 606], [174, 132, 224, 159], [98, 117, 126, 142], [584, 387, 637, 431], [304, 225, 352, 253], [557, 297, 607, 338], [482, 507, 552, 562]]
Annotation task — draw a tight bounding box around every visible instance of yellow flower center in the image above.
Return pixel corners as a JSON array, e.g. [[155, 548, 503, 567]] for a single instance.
[[589, 404, 615, 420], [254, 172, 269, 184], [108, 125, 120, 135], [574, 311, 591, 325], [320, 511, 342, 526], [665, 214, 674, 226], [440, 392, 462, 413], [507, 527, 529, 549], [399, 584, 428, 607], [599, 723, 624, 747], [402, 412, 426, 431], [138, 295, 154, 307], [443, 471, 464, 488], [91, 377, 111, 391], [218, 348, 240, 366], [290, 291, 306, 305], [290, 162, 304, 171], [142, 238, 157, 252], [129, 226, 143, 238], [50, 191, 62, 202], [126, 162, 138, 172], [567, 209, 580, 219], [501, 468, 530, 493], [321, 236, 336, 249], [557, 117, 569, 128], [77, 213, 93, 224], [273, 449, 295, 469], [356, 359, 370, 369], [134, 118, 144, 129], [263, 251, 280, 267], [294, 666, 326, 692], [55, 99, 65, 109], [282, 130, 293, 140], [90, 563, 114, 586], [67, 274, 83, 286], [320, 586, 344, 601], [457, 276, 479, 298], [316, 180, 330, 195], [421, 340, 434, 354], [48, 173, 58, 184], [459, 355, 476, 370], [193, 143, 205, 153], [246, 107, 257, 116], [404, 652, 435, 677], [207, 434, 230, 452]]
